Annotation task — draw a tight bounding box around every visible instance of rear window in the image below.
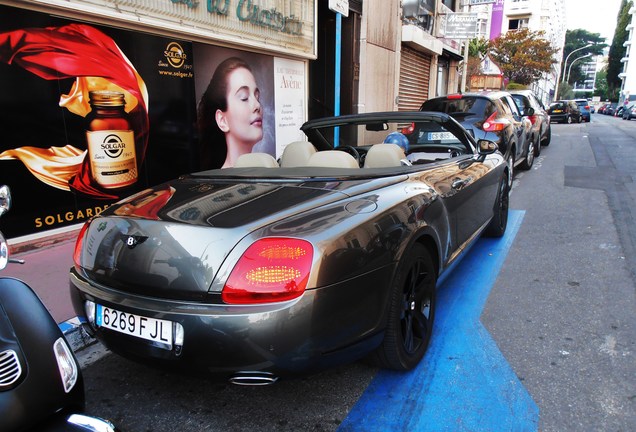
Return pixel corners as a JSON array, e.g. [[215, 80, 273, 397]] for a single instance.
[[550, 102, 567, 110], [420, 96, 493, 119]]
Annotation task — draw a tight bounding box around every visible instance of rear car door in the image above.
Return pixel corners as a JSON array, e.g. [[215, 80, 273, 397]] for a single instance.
[[500, 95, 529, 162]]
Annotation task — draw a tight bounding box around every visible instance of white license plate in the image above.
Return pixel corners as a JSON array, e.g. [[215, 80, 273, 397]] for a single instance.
[[428, 131, 455, 141], [96, 304, 173, 348]]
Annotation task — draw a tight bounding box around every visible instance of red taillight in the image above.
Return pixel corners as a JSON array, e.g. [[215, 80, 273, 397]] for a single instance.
[[527, 115, 538, 125], [447, 93, 463, 100], [73, 222, 90, 268], [482, 111, 508, 132], [401, 122, 415, 135], [222, 238, 314, 304], [585, 105, 590, 110]]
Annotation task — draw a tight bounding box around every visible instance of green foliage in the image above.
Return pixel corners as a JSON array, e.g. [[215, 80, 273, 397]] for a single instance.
[[595, 67, 609, 100], [488, 29, 559, 85], [607, 0, 631, 94], [506, 82, 527, 90], [561, 29, 607, 85], [468, 38, 489, 57]]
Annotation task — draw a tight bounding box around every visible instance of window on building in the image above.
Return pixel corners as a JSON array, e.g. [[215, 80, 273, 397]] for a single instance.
[[402, 0, 435, 33], [508, 18, 529, 30], [477, 18, 488, 38]]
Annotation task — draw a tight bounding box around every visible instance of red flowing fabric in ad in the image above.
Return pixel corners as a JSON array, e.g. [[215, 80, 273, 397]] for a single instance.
[[0, 24, 149, 200]]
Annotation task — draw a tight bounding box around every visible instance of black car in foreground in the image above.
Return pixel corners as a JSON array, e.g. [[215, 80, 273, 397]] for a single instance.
[[70, 111, 509, 384], [420, 91, 534, 185]]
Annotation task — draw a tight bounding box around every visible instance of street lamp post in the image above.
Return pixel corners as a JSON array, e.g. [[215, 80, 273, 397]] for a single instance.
[[566, 53, 593, 84], [555, 43, 593, 100]]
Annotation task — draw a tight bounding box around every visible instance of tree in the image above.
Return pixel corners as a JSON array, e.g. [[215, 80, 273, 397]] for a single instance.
[[595, 67, 609, 101], [560, 29, 606, 86], [488, 29, 559, 85], [464, 37, 489, 91], [607, 0, 631, 98]]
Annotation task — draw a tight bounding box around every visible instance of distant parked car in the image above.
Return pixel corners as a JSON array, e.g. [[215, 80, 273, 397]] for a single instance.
[[598, 104, 609, 114], [420, 91, 534, 184], [574, 99, 591, 122], [590, 105, 595, 113], [510, 89, 552, 156], [547, 100, 582, 124], [605, 103, 618, 116], [622, 104, 636, 120]]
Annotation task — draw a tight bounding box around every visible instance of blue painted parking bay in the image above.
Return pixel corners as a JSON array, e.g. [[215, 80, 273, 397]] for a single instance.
[[339, 210, 539, 431]]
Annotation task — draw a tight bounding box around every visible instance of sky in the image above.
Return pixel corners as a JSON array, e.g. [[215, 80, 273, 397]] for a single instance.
[[565, 0, 622, 42]]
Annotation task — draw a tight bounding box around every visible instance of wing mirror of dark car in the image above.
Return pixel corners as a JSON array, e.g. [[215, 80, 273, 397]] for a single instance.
[[477, 140, 498, 155], [524, 107, 535, 116]]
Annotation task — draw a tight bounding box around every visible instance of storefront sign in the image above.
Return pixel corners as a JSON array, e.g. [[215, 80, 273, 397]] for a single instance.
[[328, 0, 349, 17], [20, 0, 317, 58], [443, 13, 478, 39]]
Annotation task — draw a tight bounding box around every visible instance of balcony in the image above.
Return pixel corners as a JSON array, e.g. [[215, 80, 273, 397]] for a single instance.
[[506, 0, 533, 17]]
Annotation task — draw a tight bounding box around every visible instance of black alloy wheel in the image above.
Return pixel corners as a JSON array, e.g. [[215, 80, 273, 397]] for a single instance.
[[566, 115, 573, 124], [484, 172, 509, 237], [370, 243, 436, 371]]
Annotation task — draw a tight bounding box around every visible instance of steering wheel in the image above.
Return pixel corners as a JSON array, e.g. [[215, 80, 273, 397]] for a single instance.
[[337, 145, 361, 165]]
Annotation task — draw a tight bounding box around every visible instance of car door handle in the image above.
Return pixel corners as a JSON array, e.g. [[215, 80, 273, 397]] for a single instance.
[[452, 177, 472, 189]]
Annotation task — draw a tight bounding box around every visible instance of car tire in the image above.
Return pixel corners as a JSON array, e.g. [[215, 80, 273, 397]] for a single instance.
[[519, 138, 535, 170], [369, 243, 436, 371], [567, 115, 573, 124], [484, 172, 509, 238]]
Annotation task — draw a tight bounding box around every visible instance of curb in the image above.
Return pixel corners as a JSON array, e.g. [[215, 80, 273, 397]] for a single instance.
[[60, 317, 97, 353]]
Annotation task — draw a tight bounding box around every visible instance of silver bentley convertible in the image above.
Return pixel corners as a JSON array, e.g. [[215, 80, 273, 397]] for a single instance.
[[70, 111, 509, 384]]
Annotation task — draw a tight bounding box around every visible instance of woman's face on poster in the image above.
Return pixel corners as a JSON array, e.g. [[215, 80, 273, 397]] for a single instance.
[[216, 67, 263, 146]]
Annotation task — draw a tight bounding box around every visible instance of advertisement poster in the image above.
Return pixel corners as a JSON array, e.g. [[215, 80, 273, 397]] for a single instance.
[[274, 57, 307, 156], [0, 4, 197, 238], [0, 3, 309, 239], [193, 44, 276, 169]]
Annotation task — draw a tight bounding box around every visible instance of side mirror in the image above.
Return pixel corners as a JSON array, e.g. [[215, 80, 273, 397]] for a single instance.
[[478, 139, 498, 155], [525, 107, 535, 116], [0, 185, 11, 218]]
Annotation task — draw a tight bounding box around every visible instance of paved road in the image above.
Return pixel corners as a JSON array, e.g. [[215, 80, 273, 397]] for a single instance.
[[484, 113, 636, 431]]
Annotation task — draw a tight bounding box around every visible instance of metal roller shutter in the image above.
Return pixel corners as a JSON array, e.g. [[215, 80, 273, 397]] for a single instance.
[[398, 46, 432, 111]]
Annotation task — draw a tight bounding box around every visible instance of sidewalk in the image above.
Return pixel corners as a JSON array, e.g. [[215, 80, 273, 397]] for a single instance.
[[4, 231, 95, 351]]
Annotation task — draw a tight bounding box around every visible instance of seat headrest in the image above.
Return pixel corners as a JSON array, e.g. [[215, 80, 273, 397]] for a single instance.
[[280, 141, 318, 167], [363, 144, 406, 168], [306, 150, 359, 168], [233, 152, 279, 168]]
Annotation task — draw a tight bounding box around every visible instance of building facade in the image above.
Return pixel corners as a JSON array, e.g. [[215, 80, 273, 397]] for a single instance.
[[1, 0, 466, 242], [463, 0, 566, 104], [619, 3, 636, 104]]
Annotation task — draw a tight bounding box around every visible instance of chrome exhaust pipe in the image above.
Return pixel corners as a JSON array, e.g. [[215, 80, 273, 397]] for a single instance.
[[229, 371, 279, 386]]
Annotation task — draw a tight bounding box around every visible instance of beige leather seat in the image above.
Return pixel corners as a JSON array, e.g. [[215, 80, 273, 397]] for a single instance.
[[306, 150, 359, 168], [363, 144, 406, 168], [279, 141, 318, 167], [233, 152, 279, 168]]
